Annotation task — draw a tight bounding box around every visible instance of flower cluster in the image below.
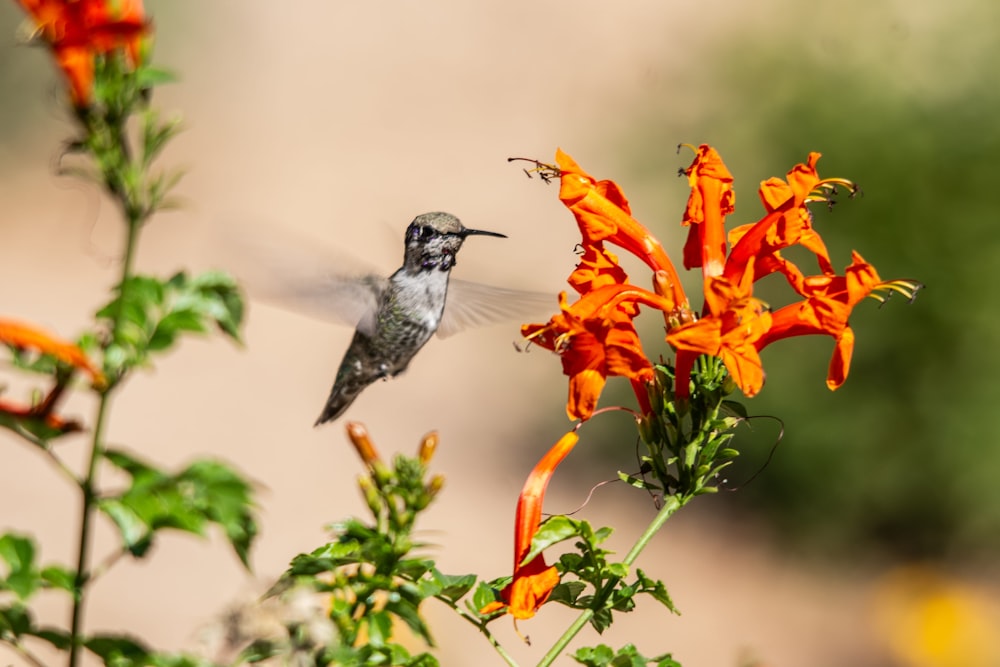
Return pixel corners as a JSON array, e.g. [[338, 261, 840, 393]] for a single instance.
[[487, 146, 921, 621], [14, 0, 149, 107]]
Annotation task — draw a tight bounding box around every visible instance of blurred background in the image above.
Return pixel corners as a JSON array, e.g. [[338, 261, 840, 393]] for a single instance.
[[2, 1, 999, 665]]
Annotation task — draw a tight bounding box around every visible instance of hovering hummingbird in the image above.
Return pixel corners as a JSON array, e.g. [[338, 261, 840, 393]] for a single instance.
[[313, 211, 508, 424], [220, 210, 554, 425]]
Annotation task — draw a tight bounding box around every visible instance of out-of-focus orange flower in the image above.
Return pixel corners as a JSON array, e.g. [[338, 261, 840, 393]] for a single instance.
[[481, 430, 579, 620], [0, 396, 81, 433], [0, 317, 104, 386], [523, 285, 670, 420], [15, 0, 149, 107], [667, 276, 772, 398]]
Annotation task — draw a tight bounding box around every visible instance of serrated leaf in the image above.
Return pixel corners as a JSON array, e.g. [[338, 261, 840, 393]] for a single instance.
[[99, 452, 257, 565], [635, 569, 679, 615], [548, 580, 586, 605], [590, 607, 613, 634], [521, 515, 579, 565]]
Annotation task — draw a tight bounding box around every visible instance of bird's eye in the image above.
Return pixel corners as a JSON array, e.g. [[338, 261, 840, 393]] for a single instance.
[[420, 226, 434, 239]]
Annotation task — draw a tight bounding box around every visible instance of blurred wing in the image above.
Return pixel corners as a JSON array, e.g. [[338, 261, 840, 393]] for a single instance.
[[437, 278, 559, 338], [218, 220, 388, 336]]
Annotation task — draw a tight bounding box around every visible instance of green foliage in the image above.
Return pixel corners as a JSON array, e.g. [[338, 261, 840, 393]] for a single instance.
[[85, 634, 216, 667], [98, 450, 258, 566], [97, 271, 244, 381], [0, 16, 259, 667], [267, 444, 461, 667], [573, 644, 682, 667], [529, 517, 678, 634]]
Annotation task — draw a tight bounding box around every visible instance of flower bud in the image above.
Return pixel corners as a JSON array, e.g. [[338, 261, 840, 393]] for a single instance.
[[418, 431, 439, 465], [425, 474, 446, 499], [345, 422, 382, 467]]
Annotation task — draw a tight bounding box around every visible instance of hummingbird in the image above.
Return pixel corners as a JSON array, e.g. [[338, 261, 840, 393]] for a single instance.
[[219, 210, 553, 425], [312, 212, 512, 424]]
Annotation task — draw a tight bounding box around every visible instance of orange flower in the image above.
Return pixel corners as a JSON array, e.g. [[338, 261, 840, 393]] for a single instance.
[[680, 144, 734, 278], [556, 149, 687, 312], [754, 252, 913, 390], [0, 317, 104, 386], [15, 0, 148, 107], [481, 430, 579, 620], [666, 276, 772, 398], [726, 152, 849, 283], [523, 285, 671, 420], [0, 396, 81, 434]]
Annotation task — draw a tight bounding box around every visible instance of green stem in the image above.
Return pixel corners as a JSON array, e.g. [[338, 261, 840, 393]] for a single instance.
[[435, 596, 519, 667], [534, 494, 689, 667], [67, 207, 142, 667]]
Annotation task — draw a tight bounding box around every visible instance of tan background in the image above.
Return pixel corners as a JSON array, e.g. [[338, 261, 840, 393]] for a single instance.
[[2, 2, 995, 665]]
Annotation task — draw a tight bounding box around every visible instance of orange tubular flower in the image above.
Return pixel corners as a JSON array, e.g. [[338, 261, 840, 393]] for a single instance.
[[556, 149, 687, 312], [726, 152, 844, 286], [667, 276, 772, 398], [481, 430, 580, 620], [755, 251, 894, 390], [15, 0, 148, 107], [0, 317, 104, 386], [680, 144, 734, 278], [523, 284, 672, 420]]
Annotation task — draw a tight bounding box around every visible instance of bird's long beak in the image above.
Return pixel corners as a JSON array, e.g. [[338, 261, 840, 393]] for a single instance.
[[460, 227, 507, 239]]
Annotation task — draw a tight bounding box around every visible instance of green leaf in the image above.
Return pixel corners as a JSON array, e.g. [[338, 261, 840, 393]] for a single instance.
[[100, 449, 258, 566], [426, 569, 476, 603], [95, 271, 245, 376], [238, 639, 283, 664], [0, 533, 38, 600], [470, 580, 507, 617], [96, 498, 153, 556], [136, 65, 177, 89], [385, 593, 434, 646], [0, 603, 33, 637], [28, 627, 72, 650], [405, 653, 440, 667], [606, 562, 629, 579], [40, 565, 76, 593], [548, 580, 586, 605], [521, 515, 580, 565], [366, 611, 392, 647], [85, 634, 150, 665], [635, 569, 679, 615]]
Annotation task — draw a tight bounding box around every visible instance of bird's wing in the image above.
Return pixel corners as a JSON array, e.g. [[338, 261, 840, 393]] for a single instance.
[[437, 279, 559, 338], [220, 220, 388, 335]]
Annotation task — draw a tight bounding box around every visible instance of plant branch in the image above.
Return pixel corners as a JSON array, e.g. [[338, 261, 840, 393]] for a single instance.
[[67, 173, 144, 667], [535, 494, 689, 667]]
